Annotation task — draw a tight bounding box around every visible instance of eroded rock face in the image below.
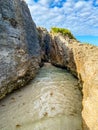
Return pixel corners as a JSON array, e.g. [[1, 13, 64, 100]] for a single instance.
[[0, 0, 41, 99], [37, 27, 51, 62], [73, 44, 98, 130], [50, 33, 77, 76], [50, 33, 98, 130]]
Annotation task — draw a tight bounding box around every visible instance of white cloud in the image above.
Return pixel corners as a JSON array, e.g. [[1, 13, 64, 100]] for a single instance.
[[95, 0, 98, 5], [75, 1, 85, 9], [26, 0, 98, 36]]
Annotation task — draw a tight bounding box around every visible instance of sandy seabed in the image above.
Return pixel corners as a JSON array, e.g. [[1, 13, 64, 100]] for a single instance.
[[0, 63, 82, 130]]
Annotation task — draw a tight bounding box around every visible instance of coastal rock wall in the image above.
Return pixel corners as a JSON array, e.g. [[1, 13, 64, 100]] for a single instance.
[[50, 33, 98, 130], [37, 27, 51, 62], [73, 44, 98, 130], [0, 0, 41, 99], [50, 34, 77, 76]]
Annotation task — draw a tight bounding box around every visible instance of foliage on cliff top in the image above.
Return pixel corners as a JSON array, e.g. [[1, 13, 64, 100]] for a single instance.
[[51, 27, 75, 39]]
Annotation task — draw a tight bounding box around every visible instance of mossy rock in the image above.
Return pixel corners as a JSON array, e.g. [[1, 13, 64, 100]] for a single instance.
[[50, 27, 75, 39]]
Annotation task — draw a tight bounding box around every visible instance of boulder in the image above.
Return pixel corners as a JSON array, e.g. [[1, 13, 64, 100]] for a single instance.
[[0, 0, 41, 99]]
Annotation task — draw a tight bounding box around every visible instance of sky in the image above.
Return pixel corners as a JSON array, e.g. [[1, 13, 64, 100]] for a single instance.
[[26, 0, 98, 46]]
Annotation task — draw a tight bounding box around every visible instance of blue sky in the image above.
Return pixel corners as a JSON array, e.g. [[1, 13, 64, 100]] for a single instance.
[[26, 0, 98, 46]]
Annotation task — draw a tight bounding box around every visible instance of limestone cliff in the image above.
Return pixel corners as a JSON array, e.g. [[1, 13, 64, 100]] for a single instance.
[[50, 33, 77, 76], [0, 0, 41, 99], [73, 44, 98, 130], [37, 27, 51, 62], [49, 30, 98, 130]]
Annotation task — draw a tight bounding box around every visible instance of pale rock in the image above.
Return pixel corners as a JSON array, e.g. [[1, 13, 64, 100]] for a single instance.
[[50, 32, 98, 130]]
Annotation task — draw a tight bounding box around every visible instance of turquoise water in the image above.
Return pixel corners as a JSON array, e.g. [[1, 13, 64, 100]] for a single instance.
[[0, 63, 82, 130]]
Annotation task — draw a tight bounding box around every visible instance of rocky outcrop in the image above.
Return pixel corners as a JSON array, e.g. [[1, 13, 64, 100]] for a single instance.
[[37, 27, 51, 62], [0, 0, 41, 99], [50, 33, 77, 76], [50, 32, 98, 130], [73, 44, 98, 130]]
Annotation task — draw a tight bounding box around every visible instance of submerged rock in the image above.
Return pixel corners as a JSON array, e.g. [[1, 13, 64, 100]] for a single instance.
[[0, 0, 41, 99]]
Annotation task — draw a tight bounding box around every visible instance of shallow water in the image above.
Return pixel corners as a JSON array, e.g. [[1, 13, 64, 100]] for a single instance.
[[0, 63, 82, 130]]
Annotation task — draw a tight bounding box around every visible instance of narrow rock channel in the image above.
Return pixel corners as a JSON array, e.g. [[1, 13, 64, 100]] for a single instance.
[[0, 63, 82, 130]]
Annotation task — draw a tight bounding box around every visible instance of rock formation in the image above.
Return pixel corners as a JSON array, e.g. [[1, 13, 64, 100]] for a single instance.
[[0, 0, 41, 99], [37, 27, 51, 62], [50, 33, 77, 76], [73, 44, 98, 130], [0, 0, 98, 129], [49, 30, 98, 130]]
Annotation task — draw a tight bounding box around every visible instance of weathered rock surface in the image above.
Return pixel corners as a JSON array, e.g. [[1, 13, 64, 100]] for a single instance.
[[73, 44, 98, 130], [50, 33, 77, 76], [50, 32, 98, 130], [37, 27, 51, 62], [0, 0, 41, 99]]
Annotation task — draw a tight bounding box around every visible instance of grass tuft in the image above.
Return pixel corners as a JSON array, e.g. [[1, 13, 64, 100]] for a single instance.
[[50, 27, 75, 39]]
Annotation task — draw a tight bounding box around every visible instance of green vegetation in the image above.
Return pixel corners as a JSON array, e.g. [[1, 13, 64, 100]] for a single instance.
[[51, 27, 75, 39]]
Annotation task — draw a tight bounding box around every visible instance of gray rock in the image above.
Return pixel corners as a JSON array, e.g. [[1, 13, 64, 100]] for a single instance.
[[0, 0, 41, 99], [37, 27, 51, 62]]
